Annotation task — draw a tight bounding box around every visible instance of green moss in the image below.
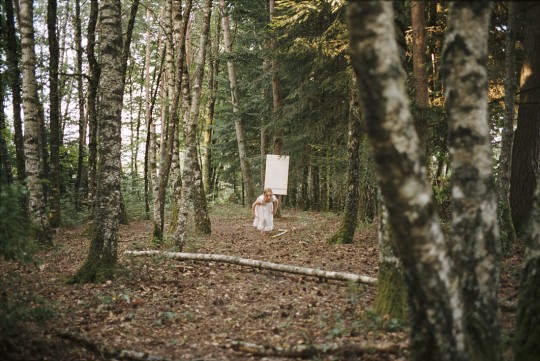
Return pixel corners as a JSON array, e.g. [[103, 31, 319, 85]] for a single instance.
[[68, 257, 116, 284], [152, 224, 164, 246], [327, 224, 354, 244], [373, 261, 408, 320]]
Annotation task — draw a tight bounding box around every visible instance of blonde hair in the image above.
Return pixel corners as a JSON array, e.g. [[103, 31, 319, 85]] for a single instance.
[[263, 188, 273, 196]]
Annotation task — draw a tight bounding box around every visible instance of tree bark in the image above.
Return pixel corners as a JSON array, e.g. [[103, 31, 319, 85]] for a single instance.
[[202, 15, 220, 196], [498, 2, 517, 250], [443, 6, 502, 360], [173, 0, 213, 248], [0, 54, 13, 184], [514, 178, 540, 360], [410, 0, 429, 157], [47, 0, 62, 228], [19, 0, 52, 245], [328, 74, 361, 244], [373, 193, 407, 320], [156, 0, 192, 241], [510, 1, 540, 234], [71, 0, 124, 283], [3, 0, 25, 184], [220, 0, 255, 205], [347, 2, 466, 360], [124, 250, 377, 285], [86, 0, 100, 230], [74, 0, 87, 211]]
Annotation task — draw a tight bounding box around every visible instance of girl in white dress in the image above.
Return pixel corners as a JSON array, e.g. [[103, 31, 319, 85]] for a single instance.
[[252, 188, 279, 233]]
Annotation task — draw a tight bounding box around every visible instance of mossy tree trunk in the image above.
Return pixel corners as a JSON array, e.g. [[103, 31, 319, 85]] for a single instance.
[[373, 195, 407, 320], [71, 0, 124, 284], [328, 73, 361, 245]]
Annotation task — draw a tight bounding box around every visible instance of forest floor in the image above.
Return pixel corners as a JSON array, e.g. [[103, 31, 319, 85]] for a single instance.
[[1, 204, 521, 361]]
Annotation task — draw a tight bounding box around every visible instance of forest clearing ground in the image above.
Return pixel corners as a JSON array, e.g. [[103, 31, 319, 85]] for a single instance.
[[1, 204, 520, 360]]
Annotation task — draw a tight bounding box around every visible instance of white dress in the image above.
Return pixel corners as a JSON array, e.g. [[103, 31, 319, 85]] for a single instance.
[[253, 194, 277, 232]]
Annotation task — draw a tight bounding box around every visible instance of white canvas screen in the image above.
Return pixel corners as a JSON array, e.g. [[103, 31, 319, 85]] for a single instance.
[[264, 155, 289, 195]]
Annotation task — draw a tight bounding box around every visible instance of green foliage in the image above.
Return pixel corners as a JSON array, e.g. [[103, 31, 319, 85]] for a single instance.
[[121, 175, 147, 221], [0, 183, 34, 263], [360, 309, 405, 332]]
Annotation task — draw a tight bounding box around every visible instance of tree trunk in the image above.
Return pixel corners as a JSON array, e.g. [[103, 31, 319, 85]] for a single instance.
[[373, 195, 407, 320], [328, 74, 361, 244], [0, 59, 13, 184], [71, 0, 124, 284], [410, 0, 429, 157], [156, 0, 191, 241], [220, 0, 255, 205], [347, 2, 466, 360], [510, 1, 540, 234], [498, 2, 517, 250], [173, 0, 213, 248], [514, 178, 540, 360], [202, 16, 220, 196], [47, 0, 62, 228], [86, 0, 100, 231], [19, 0, 52, 245], [74, 0, 87, 211], [4, 0, 25, 184], [443, 3, 502, 361]]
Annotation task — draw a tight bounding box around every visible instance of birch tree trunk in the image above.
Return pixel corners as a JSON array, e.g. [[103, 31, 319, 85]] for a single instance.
[[442, 4, 502, 360], [4, 0, 25, 184], [47, 0, 62, 228], [373, 194, 407, 320], [514, 179, 540, 360], [156, 0, 191, 241], [71, 0, 124, 283], [220, 0, 255, 205], [498, 2, 517, 250], [143, 8, 161, 237], [173, 0, 213, 248], [510, 1, 540, 234], [328, 73, 361, 244], [19, 0, 52, 245], [347, 2, 466, 360]]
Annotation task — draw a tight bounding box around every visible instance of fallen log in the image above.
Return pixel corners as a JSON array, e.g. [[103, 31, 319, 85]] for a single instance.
[[271, 229, 288, 238], [124, 250, 377, 285], [230, 340, 405, 358], [57, 331, 176, 361]]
